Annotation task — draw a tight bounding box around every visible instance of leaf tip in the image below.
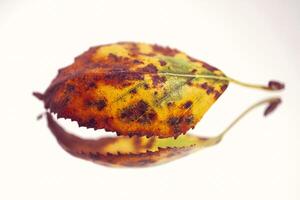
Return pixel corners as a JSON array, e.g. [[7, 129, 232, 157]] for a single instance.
[[33, 92, 44, 100]]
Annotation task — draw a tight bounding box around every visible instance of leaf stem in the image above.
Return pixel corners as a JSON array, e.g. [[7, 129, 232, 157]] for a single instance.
[[158, 72, 284, 91]]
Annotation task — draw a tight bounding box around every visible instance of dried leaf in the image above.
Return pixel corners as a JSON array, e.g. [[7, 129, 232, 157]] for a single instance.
[[34, 42, 284, 167], [39, 42, 230, 138]]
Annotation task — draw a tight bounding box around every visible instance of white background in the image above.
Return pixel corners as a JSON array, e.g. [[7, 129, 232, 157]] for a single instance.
[[0, 0, 299, 199]]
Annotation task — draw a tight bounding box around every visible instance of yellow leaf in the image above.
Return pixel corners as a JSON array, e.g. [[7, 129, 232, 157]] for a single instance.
[[34, 42, 284, 167]]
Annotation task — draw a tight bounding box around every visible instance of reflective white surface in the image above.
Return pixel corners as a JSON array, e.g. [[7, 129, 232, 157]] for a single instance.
[[0, 0, 299, 199]]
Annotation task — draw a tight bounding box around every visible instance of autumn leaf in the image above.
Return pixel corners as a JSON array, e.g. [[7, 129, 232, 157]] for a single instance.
[[34, 42, 284, 167]]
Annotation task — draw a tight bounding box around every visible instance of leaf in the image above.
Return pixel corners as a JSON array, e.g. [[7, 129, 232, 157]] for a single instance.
[[34, 42, 284, 167], [37, 42, 229, 138]]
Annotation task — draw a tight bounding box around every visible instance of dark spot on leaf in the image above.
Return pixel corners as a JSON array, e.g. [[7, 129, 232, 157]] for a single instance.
[[86, 118, 97, 127], [147, 112, 156, 120], [159, 60, 167, 66], [139, 111, 157, 123], [143, 83, 149, 89], [96, 100, 107, 110], [152, 75, 166, 86], [221, 84, 228, 92], [201, 82, 208, 89], [206, 86, 214, 95], [88, 82, 96, 89], [214, 91, 221, 99], [104, 68, 144, 85], [136, 100, 148, 112], [167, 117, 182, 136], [66, 84, 75, 92], [120, 100, 157, 123], [167, 102, 175, 107], [183, 101, 193, 109], [168, 117, 180, 126], [84, 98, 107, 110], [130, 88, 137, 94], [138, 63, 158, 73]]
